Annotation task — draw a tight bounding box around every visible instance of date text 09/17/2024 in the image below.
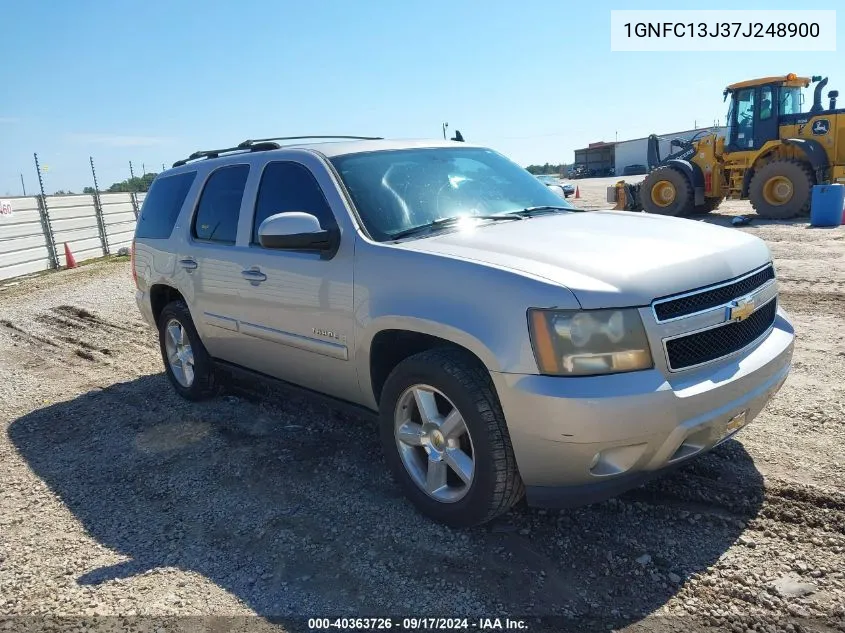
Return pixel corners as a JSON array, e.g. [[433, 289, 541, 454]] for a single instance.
[[307, 618, 528, 630]]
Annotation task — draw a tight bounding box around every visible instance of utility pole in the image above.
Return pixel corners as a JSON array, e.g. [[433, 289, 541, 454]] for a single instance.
[[33, 153, 58, 269], [142, 163, 146, 176], [442, 122, 449, 140], [20, 173, 26, 196], [161, 163, 166, 172], [90, 157, 109, 254], [129, 160, 135, 180]]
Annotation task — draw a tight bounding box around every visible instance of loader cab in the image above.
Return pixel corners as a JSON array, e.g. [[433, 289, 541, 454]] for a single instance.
[[726, 84, 790, 151], [724, 74, 810, 153]]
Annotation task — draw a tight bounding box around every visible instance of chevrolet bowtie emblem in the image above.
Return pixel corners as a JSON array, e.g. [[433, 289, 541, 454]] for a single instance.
[[727, 296, 755, 322]]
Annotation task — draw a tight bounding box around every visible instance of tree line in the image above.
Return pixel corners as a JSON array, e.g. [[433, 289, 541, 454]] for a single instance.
[[83, 172, 158, 194], [525, 163, 571, 175], [52, 173, 159, 196]]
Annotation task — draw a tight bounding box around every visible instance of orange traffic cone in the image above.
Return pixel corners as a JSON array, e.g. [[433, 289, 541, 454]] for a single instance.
[[63, 243, 77, 269], [574, 186, 581, 199]]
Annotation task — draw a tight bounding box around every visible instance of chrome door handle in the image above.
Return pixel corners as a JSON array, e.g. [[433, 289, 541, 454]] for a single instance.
[[241, 268, 267, 283], [179, 259, 198, 270]]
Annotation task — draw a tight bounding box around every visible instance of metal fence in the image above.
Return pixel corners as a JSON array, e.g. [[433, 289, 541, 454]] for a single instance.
[[0, 191, 146, 281]]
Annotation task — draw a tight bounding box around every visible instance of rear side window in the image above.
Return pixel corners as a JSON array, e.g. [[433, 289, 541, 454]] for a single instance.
[[252, 161, 337, 244], [135, 172, 196, 239], [192, 164, 250, 243]]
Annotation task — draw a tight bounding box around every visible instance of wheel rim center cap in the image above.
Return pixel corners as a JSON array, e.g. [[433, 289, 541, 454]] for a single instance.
[[421, 422, 447, 457], [431, 430, 445, 449]]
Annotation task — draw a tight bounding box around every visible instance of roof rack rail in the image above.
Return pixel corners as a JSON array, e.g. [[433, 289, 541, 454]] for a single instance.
[[171, 136, 384, 168], [236, 135, 384, 149], [171, 141, 282, 167]]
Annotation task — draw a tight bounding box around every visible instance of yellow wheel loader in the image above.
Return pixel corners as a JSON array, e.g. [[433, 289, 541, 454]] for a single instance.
[[608, 74, 845, 219]]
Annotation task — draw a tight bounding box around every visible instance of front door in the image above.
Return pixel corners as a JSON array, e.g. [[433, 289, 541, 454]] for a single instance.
[[754, 84, 780, 148], [230, 158, 358, 404]]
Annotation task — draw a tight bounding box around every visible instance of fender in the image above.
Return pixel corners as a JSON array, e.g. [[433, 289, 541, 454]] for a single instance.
[[355, 315, 505, 410], [781, 138, 830, 175], [665, 159, 705, 206]]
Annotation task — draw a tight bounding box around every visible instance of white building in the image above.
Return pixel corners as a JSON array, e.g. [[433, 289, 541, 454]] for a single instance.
[[613, 126, 728, 175]]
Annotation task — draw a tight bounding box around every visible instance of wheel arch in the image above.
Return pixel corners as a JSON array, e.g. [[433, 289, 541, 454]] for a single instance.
[[664, 159, 705, 206], [780, 138, 829, 176], [149, 284, 186, 325], [362, 320, 501, 410]]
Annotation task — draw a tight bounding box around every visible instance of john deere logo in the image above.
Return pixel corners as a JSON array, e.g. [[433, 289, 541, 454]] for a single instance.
[[812, 119, 830, 135]]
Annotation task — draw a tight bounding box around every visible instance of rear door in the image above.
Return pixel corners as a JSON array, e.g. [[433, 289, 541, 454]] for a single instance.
[[229, 156, 358, 403], [178, 163, 251, 362]]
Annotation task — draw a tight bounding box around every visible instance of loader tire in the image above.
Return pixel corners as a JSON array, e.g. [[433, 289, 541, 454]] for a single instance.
[[691, 197, 724, 215], [640, 166, 694, 216], [748, 160, 814, 220]]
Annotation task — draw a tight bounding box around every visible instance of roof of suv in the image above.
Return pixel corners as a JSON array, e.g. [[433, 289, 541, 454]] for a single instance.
[[166, 138, 482, 173]]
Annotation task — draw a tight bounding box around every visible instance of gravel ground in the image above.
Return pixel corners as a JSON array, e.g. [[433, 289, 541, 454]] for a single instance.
[[1, 187, 844, 633]]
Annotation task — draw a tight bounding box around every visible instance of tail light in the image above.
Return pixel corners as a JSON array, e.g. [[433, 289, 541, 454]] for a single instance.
[[130, 238, 137, 287]]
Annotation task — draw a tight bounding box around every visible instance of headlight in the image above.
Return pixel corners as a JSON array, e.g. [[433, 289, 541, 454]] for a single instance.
[[528, 308, 654, 376]]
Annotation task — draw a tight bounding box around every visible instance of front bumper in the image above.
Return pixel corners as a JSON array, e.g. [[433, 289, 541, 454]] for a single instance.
[[491, 307, 794, 508]]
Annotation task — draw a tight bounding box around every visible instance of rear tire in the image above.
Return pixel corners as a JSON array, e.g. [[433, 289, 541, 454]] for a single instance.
[[378, 348, 524, 527], [640, 166, 694, 216], [158, 300, 217, 401], [748, 160, 814, 220]]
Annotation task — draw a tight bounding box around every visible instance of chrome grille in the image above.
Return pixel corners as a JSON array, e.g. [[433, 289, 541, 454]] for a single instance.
[[665, 299, 777, 371], [653, 265, 775, 322]]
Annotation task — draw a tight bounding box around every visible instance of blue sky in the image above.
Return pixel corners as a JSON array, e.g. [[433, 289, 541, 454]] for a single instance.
[[0, 0, 841, 195]]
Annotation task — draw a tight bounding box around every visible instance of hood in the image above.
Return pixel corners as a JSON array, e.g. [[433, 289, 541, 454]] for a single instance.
[[398, 211, 772, 309]]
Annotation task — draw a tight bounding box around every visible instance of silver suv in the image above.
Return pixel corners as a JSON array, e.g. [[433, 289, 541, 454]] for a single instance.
[[132, 136, 795, 527]]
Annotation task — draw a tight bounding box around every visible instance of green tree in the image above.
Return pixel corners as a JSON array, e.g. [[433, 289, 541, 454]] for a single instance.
[[105, 172, 158, 193]]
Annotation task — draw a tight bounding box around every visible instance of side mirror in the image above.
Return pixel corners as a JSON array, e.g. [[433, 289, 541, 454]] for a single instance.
[[258, 212, 339, 257], [546, 184, 566, 199]]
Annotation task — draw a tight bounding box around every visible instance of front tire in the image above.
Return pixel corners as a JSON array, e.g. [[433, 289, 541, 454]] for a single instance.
[[640, 166, 694, 216], [157, 299, 217, 401], [379, 348, 524, 527]]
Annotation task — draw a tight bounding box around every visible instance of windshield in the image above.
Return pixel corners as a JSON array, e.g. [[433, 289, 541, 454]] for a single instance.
[[330, 147, 575, 241]]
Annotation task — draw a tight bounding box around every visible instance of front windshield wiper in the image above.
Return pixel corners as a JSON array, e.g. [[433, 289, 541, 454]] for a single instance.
[[507, 205, 582, 217], [390, 215, 523, 240]]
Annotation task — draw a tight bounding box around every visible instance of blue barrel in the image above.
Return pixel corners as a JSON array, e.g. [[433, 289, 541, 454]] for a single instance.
[[810, 184, 845, 227]]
